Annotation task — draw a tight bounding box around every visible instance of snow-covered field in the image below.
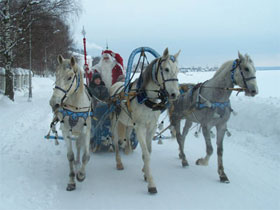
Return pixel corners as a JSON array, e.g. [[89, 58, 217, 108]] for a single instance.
[[0, 70, 279, 210]]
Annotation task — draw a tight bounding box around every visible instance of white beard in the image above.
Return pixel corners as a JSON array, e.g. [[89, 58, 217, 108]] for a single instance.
[[93, 55, 116, 89]]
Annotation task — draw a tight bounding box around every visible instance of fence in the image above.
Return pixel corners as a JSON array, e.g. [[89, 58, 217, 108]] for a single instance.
[[0, 67, 32, 94]]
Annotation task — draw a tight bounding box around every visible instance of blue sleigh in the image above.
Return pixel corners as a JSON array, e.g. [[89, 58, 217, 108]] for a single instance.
[[90, 47, 160, 151]]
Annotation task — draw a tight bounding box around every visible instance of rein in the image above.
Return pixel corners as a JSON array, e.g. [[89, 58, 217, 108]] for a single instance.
[[200, 86, 246, 92]]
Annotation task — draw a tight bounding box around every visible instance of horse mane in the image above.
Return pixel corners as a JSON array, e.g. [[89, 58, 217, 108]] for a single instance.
[[75, 64, 84, 91], [213, 61, 232, 78], [141, 59, 158, 88]]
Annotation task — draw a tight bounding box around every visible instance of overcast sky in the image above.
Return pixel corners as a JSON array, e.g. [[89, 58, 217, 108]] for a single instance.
[[72, 0, 280, 67]]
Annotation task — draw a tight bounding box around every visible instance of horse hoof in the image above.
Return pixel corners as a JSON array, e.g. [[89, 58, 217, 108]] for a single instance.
[[220, 176, 230, 183], [66, 183, 76, 191], [76, 172, 85, 182], [182, 160, 189, 167], [148, 187, 157, 194], [117, 163, 124, 170]]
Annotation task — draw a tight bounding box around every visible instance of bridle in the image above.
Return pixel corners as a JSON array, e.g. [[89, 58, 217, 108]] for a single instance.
[[151, 56, 179, 98], [132, 55, 179, 111], [54, 72, 80, 105], [231, 59, 256, 89]]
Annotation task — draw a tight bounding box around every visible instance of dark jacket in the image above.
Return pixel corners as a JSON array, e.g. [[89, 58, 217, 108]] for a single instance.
[[89, 73, 109, 101]]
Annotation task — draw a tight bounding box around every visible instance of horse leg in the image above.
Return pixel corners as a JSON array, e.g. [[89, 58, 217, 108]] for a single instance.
[[50, 119, 59, 145], [170, 125, 176, 138], [118, 121, 126, 148], [179, 120, 192, 166], [135, 126, 157, 194], [63, 131, 76, 191], [76, 128, 91, 182], [196, 126, 213, 166], [173, 120, 188, 166], [112, 117, 124, 170], [146, 123, 157, 154], [75, 138, 81, 167], [125, 126, 133, 154], [216, 124, 230, 183], [142, 124, 157, 181]]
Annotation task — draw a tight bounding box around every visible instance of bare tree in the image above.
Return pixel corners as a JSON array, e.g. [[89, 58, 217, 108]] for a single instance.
[[0, 0, 81, 100], [92, 56, 101, 66]]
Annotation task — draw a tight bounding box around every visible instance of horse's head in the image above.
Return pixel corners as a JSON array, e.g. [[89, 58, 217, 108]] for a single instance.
[[49, 55, 80, 112], [233, 52, 258, 97], [155, 48, 180, 101]]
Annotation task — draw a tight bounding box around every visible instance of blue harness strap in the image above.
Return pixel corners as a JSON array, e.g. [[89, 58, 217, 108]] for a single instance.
[[58, 108, 93, 121], [197, 101, 230, 110], [231, 59, 239, 85]]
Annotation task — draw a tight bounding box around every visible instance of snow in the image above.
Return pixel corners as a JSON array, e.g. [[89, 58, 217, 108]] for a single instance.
[[0, 71, 279, 210]]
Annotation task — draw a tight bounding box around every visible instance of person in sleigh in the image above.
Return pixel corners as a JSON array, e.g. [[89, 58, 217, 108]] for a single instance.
[[91, 50, 125, 89], [88, 72, 109, 105]]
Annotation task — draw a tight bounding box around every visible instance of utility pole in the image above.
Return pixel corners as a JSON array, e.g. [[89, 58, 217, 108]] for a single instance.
[[28, 11, 32, 101]]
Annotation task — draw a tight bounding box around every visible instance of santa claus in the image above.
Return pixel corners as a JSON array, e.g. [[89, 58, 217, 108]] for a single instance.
[[90, 50, 124, 89]]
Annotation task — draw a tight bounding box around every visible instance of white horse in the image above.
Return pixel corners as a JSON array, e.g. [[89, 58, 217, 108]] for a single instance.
[[169, 52, 258, 183], [110, 48, 180, 193], [49, 55, 92, 191]]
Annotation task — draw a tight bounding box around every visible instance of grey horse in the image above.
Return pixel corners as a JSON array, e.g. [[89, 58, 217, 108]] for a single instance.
[[169, 52, 258, 183]]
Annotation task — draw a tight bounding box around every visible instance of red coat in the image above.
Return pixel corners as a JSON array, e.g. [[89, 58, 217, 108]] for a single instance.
[[92, 50, 124, 87], [102, 50, 124, 85]]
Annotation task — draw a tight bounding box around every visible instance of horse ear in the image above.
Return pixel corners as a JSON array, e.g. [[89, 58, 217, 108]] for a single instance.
[[70, 57, 78, 73], [163, 48, 169, 59], [238, 51, 244, 61], [57, 55, 64, 64], [70, 56, 76, 67], [174, 50, 181, 60]]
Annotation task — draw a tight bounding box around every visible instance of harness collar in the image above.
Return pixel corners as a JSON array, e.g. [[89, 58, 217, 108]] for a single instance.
[[57, 107, 93, 128], [136, 57, 176, 112]]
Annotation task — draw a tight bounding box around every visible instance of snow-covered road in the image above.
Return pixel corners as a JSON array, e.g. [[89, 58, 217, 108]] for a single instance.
[[0, 72, 279, 210]]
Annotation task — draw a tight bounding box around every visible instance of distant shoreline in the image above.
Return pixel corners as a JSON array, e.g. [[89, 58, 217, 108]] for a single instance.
[[179, 66, 280, 72], [256, 67, 280, 71]]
